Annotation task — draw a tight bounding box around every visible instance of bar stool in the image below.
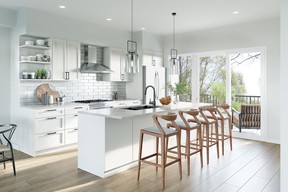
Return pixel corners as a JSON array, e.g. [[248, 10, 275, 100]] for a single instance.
[[137, 113, 182, 190], [0, 124, 17, 176], [188, 106, 219, 164], [216, 104, 233, 155], [167, 109, 203, 175]]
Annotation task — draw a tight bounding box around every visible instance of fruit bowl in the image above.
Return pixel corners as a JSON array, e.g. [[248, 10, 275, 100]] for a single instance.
[[159, 96, 172, 105]]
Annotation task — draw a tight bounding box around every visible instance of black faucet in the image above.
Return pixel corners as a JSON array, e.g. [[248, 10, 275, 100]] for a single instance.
[[144, 85, 156, 108]]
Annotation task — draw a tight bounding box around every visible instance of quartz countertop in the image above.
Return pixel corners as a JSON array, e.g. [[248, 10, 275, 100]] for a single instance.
[[20, 102, 89, 110], [79, 102, 211, 119]]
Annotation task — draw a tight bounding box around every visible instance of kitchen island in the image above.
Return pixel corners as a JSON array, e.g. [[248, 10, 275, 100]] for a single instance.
[[78, 102, 210, 178]]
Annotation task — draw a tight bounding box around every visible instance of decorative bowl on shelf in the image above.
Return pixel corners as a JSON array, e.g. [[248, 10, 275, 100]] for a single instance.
[[159, 96, 172, 105]]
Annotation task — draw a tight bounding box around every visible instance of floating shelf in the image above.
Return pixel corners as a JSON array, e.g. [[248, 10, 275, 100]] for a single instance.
[[20, 45, 50, 50], [20, 61, 51, 64]]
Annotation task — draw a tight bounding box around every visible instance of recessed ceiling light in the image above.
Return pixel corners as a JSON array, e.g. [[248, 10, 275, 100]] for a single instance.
[[141, 27, 146, 30], [106, 18, 112, 21], [233, 11, 239, 14], [59, 5, 66, 9]]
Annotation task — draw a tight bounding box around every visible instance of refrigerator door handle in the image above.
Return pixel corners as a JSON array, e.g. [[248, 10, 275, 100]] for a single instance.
[[155, 71, 160, 100]]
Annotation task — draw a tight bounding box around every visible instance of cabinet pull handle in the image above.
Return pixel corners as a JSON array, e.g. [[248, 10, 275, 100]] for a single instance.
[[46, 117, 57, 120], [47, 132, 57, 135], [46, 109, 57, 112], [74, 115, 78, 117], [74, 107, 83, 109], [74, 128, 78, 131]]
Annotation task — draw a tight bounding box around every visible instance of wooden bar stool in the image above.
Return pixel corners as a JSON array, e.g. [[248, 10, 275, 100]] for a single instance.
[[137, 113, 182, 190], [188, 106, 219, 164], [167, 109, 203, 175], [205, 104, 233, 155]]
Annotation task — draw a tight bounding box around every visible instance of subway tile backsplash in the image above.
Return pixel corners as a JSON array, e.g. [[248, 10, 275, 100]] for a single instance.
[[20, 73, 126, 105]]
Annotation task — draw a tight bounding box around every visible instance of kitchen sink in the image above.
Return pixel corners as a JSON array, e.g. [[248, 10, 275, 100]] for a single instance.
[[123, 105, 160, 111]]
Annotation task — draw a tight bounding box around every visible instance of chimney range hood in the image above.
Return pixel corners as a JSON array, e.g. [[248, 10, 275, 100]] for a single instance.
[[80, 45, 113, 73]]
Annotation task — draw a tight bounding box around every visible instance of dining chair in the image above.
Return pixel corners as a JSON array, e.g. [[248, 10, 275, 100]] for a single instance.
[[0, 124, 17, 176]]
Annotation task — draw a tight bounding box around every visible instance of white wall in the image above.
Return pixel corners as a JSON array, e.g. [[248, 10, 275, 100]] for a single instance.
[[0, 7, 16, 28], [0, 27, 11, 123], [280, 0, 288, 191], [163, 18, 280, 143]]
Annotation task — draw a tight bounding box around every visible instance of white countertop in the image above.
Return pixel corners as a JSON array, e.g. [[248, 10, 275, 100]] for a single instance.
[[79, 102, 211, 119], [20, 102, 89, 110]]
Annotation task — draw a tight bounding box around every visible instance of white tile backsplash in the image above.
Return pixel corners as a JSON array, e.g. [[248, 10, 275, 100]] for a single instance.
[[20, 73, 126, 105]]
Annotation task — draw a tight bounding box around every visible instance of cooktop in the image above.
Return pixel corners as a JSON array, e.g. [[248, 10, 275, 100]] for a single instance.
[[74, 99, 113, 103]]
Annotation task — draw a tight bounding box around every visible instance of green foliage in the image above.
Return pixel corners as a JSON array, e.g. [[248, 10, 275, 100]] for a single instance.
[[209, 82, 226, 103], [41, 69, 47, 77], [231, 101, 241, 111], [35, 69, 42, 78], [167, 81, 188, 95]]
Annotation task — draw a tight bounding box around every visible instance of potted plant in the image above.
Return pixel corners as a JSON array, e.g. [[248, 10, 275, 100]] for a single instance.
[[167, 81, 188, 103], [40, 69, 47, 79], [35, 69, 42, 79]]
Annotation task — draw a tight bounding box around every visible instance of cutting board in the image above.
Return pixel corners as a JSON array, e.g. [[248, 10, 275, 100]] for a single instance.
[[36, 84, 61, 102]]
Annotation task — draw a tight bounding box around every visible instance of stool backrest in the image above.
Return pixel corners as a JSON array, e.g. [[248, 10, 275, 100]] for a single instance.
[[216, 103, 231, 117], [178, 109, 201, 127], [153, 113, 179, 135], [0, 124, 17, 146], [199, 106, 217, 122]]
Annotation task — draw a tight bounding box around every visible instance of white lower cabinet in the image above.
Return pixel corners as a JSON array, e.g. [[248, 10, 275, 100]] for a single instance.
[[35, 131, 64, 151], [17, 105, 88, 156]]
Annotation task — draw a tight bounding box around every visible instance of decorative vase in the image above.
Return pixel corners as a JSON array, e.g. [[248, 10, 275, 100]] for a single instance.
[[173, 95, 179, 104]]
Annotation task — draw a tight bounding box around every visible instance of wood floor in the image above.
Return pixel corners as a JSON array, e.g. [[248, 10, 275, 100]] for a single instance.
[[0, 138, 280, 192]]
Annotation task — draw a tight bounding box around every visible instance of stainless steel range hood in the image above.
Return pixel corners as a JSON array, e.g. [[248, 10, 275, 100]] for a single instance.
[[80, 45, 113, 73]]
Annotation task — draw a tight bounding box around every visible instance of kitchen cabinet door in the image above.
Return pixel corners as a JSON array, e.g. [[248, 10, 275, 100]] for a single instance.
[[52, 38, 66, 80], [103, 47, 132, 81], [66, 41, 80, 80], [52, 39, 80, 80]]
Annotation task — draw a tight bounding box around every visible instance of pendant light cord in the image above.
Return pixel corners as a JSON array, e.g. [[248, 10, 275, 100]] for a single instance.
[[131, 0, 134, 41], [172, 12, 176, 50]]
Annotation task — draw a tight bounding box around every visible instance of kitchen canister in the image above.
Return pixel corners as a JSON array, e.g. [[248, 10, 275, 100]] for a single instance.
[[41, 92, 48, 105], [48, 95, 54, 105]]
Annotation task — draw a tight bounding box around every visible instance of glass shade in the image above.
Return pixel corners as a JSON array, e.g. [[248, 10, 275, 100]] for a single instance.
[[126, 52, 139, 73], [169, 57, 180, 75]]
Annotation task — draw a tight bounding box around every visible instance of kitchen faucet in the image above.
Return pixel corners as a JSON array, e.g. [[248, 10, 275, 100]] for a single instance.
[[144, 85, 156, 108]]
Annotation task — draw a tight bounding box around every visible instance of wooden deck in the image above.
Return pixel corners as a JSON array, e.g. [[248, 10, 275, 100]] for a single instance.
[[0, 138, 280, 192]]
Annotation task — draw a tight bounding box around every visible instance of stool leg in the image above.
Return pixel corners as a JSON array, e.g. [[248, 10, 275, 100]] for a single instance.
[[176, 133, 182, 179], [198, 127, 203, 168], [186, 129, 191, 175], [215, 122, 220, 159], [229, 117, 233, 151], [161, 136, 166, 190], [10, 146, 16, 176], [2, 152, 6, 169], [206, 124, 210, 165], [221, 120, 225, 156], [156, 137, 159, 172], [137, 131, 144, 181]]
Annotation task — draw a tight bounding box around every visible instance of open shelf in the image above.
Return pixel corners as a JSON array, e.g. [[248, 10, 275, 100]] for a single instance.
[[20, 45, 50, 50], [20, 61, 51, 64]]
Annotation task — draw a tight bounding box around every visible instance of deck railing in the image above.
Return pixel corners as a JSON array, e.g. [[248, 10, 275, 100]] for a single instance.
[[200, 94, 261, 105]]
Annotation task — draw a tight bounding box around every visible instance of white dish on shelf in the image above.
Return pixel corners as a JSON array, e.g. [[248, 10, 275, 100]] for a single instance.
[[36, 39, 45, 46], [20, 56, 29, 61], [25, 40, 34, 46], [28, 55, 37, 61]]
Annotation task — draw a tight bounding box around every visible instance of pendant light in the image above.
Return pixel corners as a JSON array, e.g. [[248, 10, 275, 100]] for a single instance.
[[169, 12, 180, 75], [125, 0, 139, 73]]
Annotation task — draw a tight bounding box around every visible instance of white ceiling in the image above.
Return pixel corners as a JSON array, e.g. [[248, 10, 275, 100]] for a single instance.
[[0, 0, 280, 35]]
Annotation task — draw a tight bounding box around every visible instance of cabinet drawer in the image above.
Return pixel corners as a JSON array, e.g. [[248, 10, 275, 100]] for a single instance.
[[36, 108, 64, 118], [65, 106, 89, 115], [35, 131, 64, 151], [65, 128, 78, 145], [65, 114, 78, 130], [35, 116, 64, 134]]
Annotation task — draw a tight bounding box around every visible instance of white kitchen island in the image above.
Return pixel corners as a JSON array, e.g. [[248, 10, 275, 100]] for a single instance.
[[78, 102, 210, 178]]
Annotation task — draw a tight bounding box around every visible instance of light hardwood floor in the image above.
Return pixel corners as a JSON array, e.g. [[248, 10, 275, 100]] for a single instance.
[[0, 138, 279, 192]]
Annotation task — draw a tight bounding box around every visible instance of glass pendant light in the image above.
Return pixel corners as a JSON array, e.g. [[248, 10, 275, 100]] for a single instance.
[[169, 12, 180, 75], [125, 0, 139, 73]]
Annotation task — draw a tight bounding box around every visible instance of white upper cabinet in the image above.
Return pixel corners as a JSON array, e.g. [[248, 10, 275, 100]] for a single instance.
[[103, 47, 132, 82], [52, 38, 80, 80], [142, 50, 163, 67]]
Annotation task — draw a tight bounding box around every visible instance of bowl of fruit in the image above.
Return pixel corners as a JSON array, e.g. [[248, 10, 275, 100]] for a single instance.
[[159, 96, 172, 105]]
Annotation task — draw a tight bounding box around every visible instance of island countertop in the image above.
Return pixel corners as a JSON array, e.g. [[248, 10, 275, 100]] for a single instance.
[[79, 102, 211, 119]]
